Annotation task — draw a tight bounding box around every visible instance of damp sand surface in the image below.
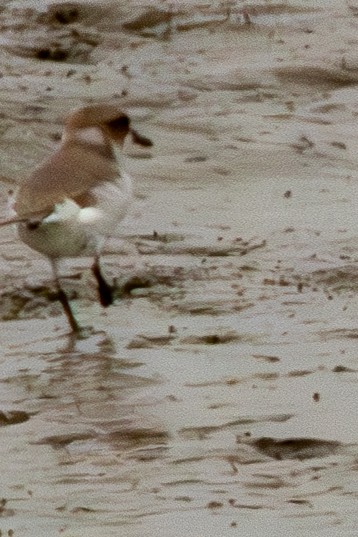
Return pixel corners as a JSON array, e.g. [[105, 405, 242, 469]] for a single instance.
[[0, 1, 358, 536]]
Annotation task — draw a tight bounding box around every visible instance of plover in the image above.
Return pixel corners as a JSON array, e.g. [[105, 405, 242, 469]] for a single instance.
[[0, 103, 152, 332]]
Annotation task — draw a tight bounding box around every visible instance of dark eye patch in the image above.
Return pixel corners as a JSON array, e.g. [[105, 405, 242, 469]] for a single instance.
[[107, 115, 130, 131], [27, 220, 41, 230]]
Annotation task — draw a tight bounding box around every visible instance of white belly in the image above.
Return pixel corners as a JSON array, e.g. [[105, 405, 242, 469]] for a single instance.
[[18, 219, 89, 258], [18, 176, 132, 259]]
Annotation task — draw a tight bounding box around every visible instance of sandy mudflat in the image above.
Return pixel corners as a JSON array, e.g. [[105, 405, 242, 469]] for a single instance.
[[0, 1, 358, 536]]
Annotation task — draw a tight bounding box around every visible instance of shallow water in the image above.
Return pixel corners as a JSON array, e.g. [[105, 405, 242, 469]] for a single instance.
[[0, 1, 358, 535]]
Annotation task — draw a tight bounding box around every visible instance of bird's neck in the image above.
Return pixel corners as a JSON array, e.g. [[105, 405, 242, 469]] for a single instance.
[[62, 125, 128, 168], [63, 125, 107, 146], [73, 130, 132, 195]]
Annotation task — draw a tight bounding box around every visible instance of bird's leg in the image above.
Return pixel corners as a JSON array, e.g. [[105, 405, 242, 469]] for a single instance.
[[51, 260, 81, 333], [92, 256, 114, 308]]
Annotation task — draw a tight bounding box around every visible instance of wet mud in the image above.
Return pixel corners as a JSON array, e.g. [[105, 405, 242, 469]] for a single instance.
[[0, 1, 358, 536]]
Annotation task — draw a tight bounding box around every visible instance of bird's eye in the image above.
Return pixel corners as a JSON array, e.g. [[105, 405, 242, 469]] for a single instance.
[[27, 220, 41, 230], [107, 115, 130, 131]]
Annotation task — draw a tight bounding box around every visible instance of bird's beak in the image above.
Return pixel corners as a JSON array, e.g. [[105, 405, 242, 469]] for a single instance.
[[130, 128, 153, 147]]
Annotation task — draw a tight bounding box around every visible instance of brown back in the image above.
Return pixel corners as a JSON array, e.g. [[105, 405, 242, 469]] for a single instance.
[[16, 140, 119, 217], [15, 104, 130, 218]]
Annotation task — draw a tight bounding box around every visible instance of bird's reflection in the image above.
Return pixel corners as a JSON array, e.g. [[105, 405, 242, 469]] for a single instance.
[[4, 330, 169, 468]]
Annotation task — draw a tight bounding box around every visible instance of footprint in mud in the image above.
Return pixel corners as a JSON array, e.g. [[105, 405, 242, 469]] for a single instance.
[[35, 428, 169, 453], [249, 436, 344, 460], [2, 2, 103, 64], [0, 410, 33, 426], [42, 2, 82, 25], [181, 330, 242, 345]]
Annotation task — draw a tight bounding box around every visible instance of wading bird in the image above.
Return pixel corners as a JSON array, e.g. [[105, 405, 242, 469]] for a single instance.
[[0, 104, 152, 332]]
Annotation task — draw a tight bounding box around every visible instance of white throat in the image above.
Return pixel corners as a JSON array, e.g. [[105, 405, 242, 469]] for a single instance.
[[63, 126, 107, 145]]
